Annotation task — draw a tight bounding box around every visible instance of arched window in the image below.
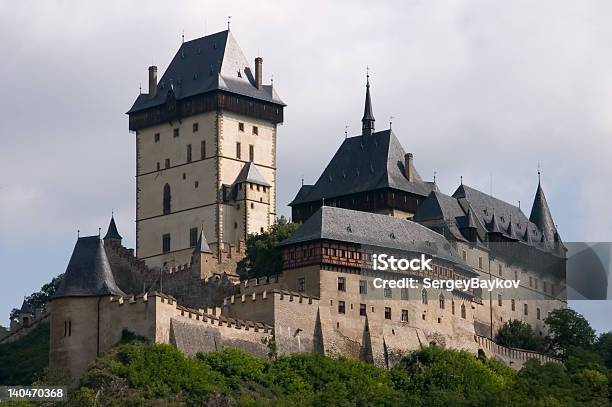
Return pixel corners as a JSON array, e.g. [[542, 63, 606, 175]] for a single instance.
[[461, 304, 466, 319], [163, 184, 171, 214], [439, 293, 445, 309], [421, 288, 428, 305]]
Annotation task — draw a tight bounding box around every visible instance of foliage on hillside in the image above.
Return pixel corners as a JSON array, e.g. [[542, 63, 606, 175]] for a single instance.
[[41, 341, 607, 407], [237, 216, 299, 279], [496, 319, 543, 351], [0, 323, 49, 385]]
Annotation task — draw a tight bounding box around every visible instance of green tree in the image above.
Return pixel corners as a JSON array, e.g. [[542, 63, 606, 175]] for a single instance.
[[496, 319, 542, 351], [595, 332, 612, 369], [544, 308, 596, 358], [237, 216, 299, 279]]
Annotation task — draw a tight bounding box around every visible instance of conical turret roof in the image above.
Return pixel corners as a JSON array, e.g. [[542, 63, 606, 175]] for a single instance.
[[529, 180, 556, 242], [104, 216, 122, 241], [53, 236, 126, 299]]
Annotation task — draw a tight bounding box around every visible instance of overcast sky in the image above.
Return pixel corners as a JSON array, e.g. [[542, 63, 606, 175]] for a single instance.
[[0, 0, 610, 332]]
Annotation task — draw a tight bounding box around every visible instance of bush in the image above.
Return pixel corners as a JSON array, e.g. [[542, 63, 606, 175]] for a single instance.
[[496, 320, 542, 351]]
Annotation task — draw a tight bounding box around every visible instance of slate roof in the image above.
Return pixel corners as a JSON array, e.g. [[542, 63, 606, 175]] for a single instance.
[[279, 206, 471, 269], [529, 181, 557, 242], [289, 130, 437, 206], [103, 216, 122, 240], [128, 30, 284, 115], [20, 300, 33, 315], [194, 230, 213, 254], [54, 236, 126, 299], [234, 162, 271, 187]]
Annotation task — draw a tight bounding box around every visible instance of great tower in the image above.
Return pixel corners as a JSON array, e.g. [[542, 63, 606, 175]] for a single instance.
[[127, 30, 285, 269]]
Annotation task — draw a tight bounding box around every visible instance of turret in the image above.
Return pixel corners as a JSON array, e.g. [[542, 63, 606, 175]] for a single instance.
[[191, 230, 215, 279], [361, 73, 375, 137], [103, 215, 122, 244], [529, 174, 557, 243]]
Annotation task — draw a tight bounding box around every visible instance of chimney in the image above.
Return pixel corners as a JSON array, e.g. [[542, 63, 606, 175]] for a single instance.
[[254, 57, 263, 89], [405, 153, 414, 182], [148, 65, 158, 98]]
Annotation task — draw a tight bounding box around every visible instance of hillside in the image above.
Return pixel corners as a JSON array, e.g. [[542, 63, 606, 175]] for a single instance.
[[0, 322, 49, 385], [55, 341, 609, 406]]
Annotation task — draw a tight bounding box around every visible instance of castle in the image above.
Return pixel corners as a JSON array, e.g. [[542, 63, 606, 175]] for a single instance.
[[1, 29, 566, 384]]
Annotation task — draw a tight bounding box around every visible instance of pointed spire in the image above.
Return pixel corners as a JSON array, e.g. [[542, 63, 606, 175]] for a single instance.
[[193, 230, 212, 254], [104, 215, 122, 242], [523, 224, 532, 243], [488, 209, 503, 234], [361, 70, 375, 137], [20, 299, 33, 315], [466, 208, 478, 229], [529, 176, 556, 242]]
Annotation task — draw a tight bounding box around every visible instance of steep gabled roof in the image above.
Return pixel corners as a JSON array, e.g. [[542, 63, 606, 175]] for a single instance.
[[193, 230, 213, 254], [54, 236, 126, 299], [128, 30, 284, 115], [103, 216, 122, 241], [234, 162, 271, 187], [529, 181, 557, 242], [20, 300, 33, 315], [279, 206, 471, 268], [289, 130, 436, 206]]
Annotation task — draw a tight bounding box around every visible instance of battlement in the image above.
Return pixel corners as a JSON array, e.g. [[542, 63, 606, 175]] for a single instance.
[[475, 335, 559, 366], [107, 292, 273, 333], [105, 240, 150, 275], [241, 274, 281, 289], [0, 310, 49, 344], [223, 289, 319, 307]]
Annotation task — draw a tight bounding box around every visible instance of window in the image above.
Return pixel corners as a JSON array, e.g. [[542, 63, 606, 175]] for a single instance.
[[385, 307, 392, 320], [515, 271, 518, 281], [182, 172, 186, 180], [524, 303, 528, 316], [359, 303, 366, 316], [478, 257, 483, 269], [63, 320, 72, 337], [498, 264, 503, 276], [543, 281, 547, 293], [462, 250, 467, 261], [163, 184, 171, 214], [401, 288, 409, 300], [195, 181, 199, 188], [535, 278, 539, 290], [156, 162, 160, 171], [297, 277, 305, 292], [452, 300, 455, 315], [201, 141, 206, 159], [421, 288, 428, 304], [234, 222, 238, 229], [383, 287, 392, 298], [193, 122, 199, 132], [338, 301, 345, 314], [250, 202, 254, 209], [529, 276, 533, 287], [252, 125, 258, 135], [154, 133, 160, 143], [498, 294, 502, 306], [337, 277, 345, 292], [439, 293, 445, 309], [162, 233, 171, 253], [165, 158, 170, 169], [537, 308, 541, 320], [238, 122, 245, 132], [236, 142, 241, 159], [359, 280, 367, 295], [187, 144, 192, 162], [189, 227, 198, 247], [461, 304, 466, 319], [511, 299, 516, 311], [401, 309, 409, 322], [173, 128, 179, 138], [249, 145, 254, 161]]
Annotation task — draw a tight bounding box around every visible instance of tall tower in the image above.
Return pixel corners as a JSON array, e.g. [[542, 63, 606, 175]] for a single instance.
[[127, 30, 285, 269]]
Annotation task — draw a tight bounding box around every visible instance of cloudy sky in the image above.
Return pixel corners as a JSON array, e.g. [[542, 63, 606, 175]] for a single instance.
[[0, 0, 610, 332]]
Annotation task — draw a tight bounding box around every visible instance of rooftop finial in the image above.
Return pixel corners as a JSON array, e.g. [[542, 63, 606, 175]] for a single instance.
[[77, 229, 80, 238], [227, 15, 232, 31], [301, 175, 304, 186], [361, 67, 375, 137], [345, 125, 348, 139], [460, 175, 463, 185], [537, 162, 541, 184], [389, 116, 394, 130], [434, 171, 437, 183], [181, 30, 184, 43], [98, 228, 101, 238]]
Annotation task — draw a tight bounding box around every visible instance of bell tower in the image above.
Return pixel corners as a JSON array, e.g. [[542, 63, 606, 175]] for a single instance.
[[127, 30, 285, 269]]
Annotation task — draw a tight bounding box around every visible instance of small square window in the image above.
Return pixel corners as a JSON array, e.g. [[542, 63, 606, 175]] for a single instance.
[[252, 125, 258, 135], [193, 122, 199, 132], [384, 307, 391, 320], [384, 287, 392, 298], [359, 280, 367, 295], [359, 303, 366, 316], [338, 301, 345, 314], [238, 122, 245, 132], [173, 128, 180, 138], [154, 133, 160, 143]]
